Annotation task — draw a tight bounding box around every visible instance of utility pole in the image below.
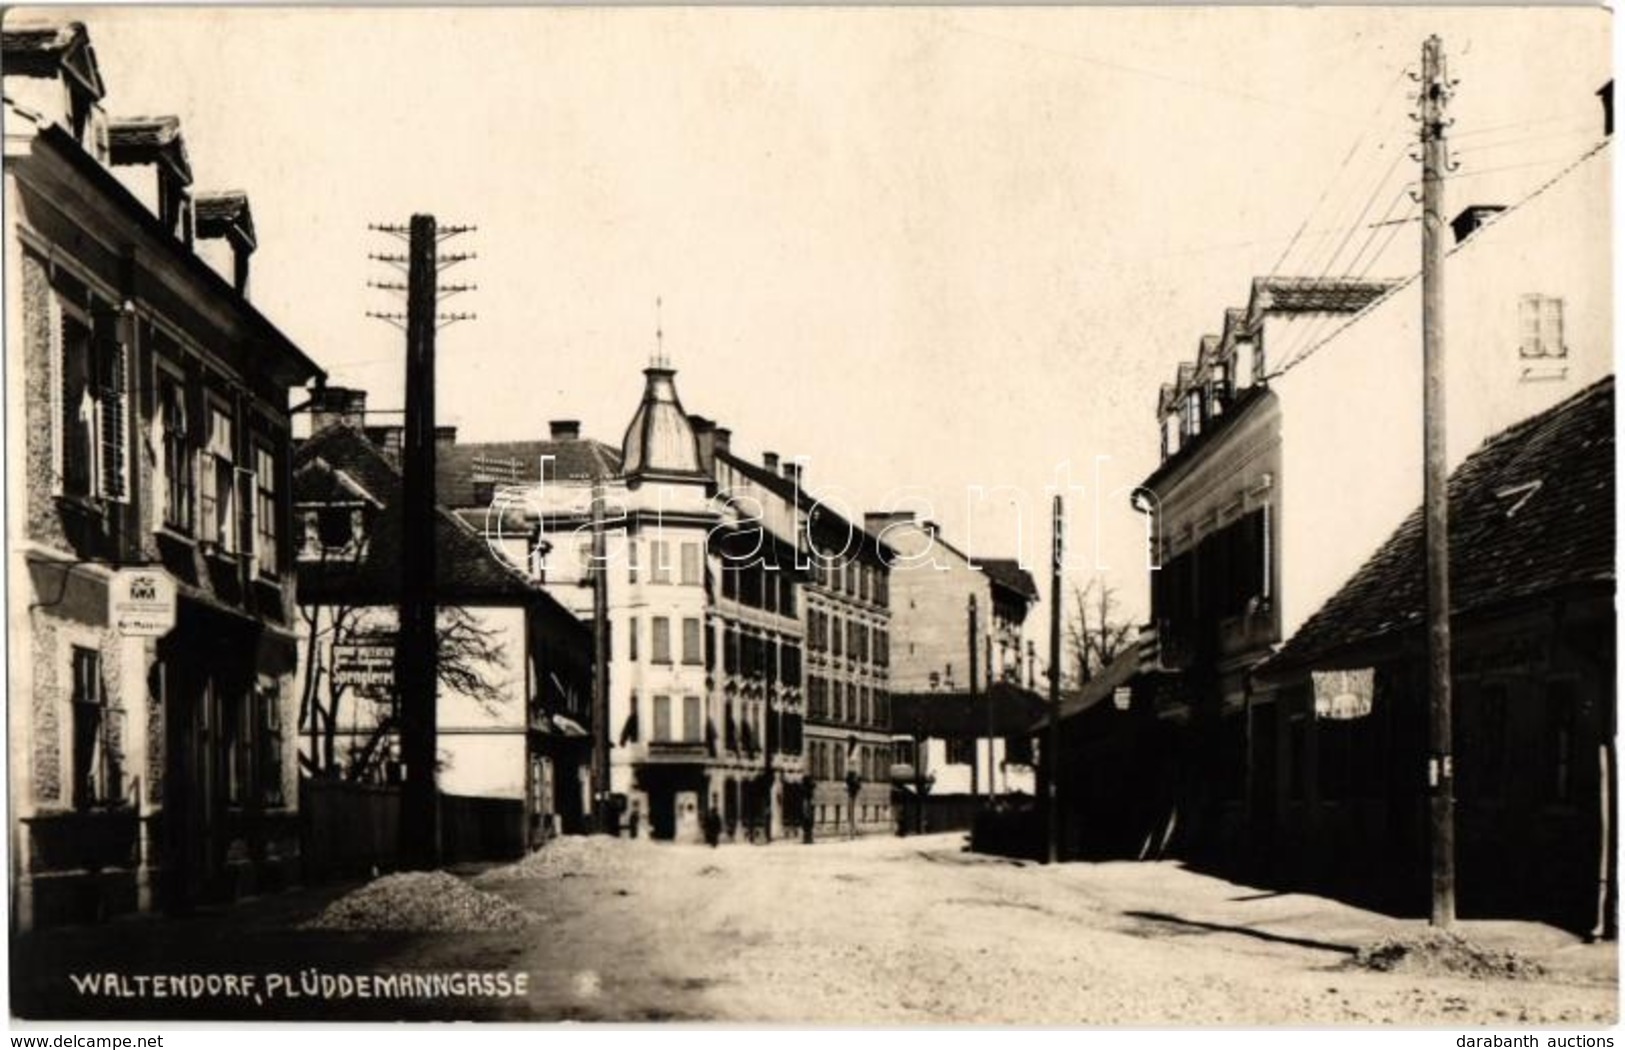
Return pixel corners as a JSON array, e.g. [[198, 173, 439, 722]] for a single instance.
[[1046, 495, 1063, 865], [589, 477, 610, 833], [368, 216, 476, 870], [1418, 34, 1457, 928], [967, 593, 980, 801], [986, 632, 997, 795]]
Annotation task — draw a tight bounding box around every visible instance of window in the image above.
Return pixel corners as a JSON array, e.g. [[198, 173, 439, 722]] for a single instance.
[[157, 371, 193, 531], [253, 443, 277, 577], [831, 615, 844, 658], [628, 616, 639, 661], [1471, 684, 1508, 801], [1547, 682, 1578, 803], [681, 618, 702, 665], [199, 404, 237, 551], [54, 300, 129, 503], [226, 685, 253, 807], [317, 507, 356, 550], [680, 542, 701, 585], [946, 738, 975, 766], [1519, 295, 1566, 359], [627, 538, 639, 583], [70, 646, 123, 808], [258, 678, 285, 807], [651, 617, 672, 664], [683, 695, 702, 743], [651, 540, 672, 583], [653, 695, 672, 742]]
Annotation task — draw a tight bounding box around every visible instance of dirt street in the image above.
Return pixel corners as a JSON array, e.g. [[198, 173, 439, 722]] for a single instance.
[[13, 833, 1618, 1025]]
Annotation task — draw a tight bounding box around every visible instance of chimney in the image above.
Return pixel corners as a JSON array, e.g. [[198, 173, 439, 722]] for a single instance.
[[1601, 81, 1615, 137], [690, 415, 717, 472], [713, 426, 732, 455], [920, 519, 941, 538], [781, 459, 803, 486], [549, 420, 581, 441], [1450, 205, 1506, 245], [763, 451, 780, 473], [365, 425, 404, 464], [435, 425, 458, 450], [310, 386, 367, 432]]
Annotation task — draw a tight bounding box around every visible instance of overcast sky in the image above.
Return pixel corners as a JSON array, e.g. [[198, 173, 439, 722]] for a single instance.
[[63, 5, 1611, 623]]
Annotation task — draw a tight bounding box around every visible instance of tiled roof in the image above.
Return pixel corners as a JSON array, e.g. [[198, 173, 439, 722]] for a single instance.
[[435, 438, 621, 508], [107, 115, 192, 184], [295, 424, 547, 603], [1245, 277, 1399, 328], [194, 190, 255, 249], [978, 558, 1039, 603], [1263, 377, 1615, 675], [1032, 648, 1141, 730], [292, 457, 380, 507], [891, 683, 1048, 738]]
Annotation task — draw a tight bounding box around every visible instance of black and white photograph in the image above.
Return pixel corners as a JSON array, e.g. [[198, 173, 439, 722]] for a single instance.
[[2, 3, 1617, 1033]]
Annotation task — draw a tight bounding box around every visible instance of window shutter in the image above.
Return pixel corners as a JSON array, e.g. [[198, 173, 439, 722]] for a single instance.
[[95, 312, 129, 502], [239, 466, 259, 566], [49, 296, 65, 495]]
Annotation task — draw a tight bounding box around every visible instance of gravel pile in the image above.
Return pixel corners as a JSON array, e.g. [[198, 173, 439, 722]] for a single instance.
[[475, 834, 647, 884], [1351, 929, 1547, 980], [304, 871, 539, 932]]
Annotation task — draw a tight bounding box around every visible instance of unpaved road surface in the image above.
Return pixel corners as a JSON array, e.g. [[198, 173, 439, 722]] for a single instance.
[[14, 833, 1618, 1024]]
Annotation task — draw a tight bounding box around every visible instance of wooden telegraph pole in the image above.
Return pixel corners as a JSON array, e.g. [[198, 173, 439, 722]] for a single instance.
[[1046, 495, 1063, 865], [986, 632, 996, 795], [1418, 34, 1457, 927], [367, 216, 475, 870], [590, 477, 610, 833], [967, 594, 980, 801]]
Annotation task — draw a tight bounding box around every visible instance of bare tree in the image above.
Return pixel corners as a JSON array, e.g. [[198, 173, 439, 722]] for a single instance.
[[298, 600, 511, 783], [1065, 575, 1136, 687]]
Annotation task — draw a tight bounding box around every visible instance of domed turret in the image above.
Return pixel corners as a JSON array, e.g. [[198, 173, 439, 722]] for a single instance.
[[620, 365, 704, 482]]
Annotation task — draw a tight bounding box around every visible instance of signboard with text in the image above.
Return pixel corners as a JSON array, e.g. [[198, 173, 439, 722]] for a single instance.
[[110, 569, 177, 637], [332, 644, 396, 690]]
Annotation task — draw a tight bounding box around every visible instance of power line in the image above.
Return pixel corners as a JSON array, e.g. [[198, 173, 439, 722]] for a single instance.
[[1266, 65, 1411, 280], [932, 14, 1369, 123]]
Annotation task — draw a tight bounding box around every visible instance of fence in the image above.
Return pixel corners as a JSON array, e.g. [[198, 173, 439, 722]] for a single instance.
[[300, 781, 526, 881], [439, 793, 527, 864], [300, 779, 402, 882]]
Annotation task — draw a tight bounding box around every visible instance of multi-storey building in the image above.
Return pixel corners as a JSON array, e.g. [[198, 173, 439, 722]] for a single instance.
[[709, 442, 893, 838], [1113, 89, 1614, 901], [5, 20, 324, 928], [867, 511, 1040, 825], [444, 362, 804, 842], [291, 393, 594, 855]]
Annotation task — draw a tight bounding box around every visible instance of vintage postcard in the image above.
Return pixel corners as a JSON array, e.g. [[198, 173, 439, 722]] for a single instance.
[[4, 4, 1615, 1029]]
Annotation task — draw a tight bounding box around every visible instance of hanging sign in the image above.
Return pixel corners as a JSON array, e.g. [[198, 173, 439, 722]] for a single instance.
[[110, 569, 177, 637]]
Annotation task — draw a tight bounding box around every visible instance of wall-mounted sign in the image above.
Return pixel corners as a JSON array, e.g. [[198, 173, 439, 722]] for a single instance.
[[110, 569, 177, 637], [332, 644, 395, 689], [1312, 668, 1375, 720]]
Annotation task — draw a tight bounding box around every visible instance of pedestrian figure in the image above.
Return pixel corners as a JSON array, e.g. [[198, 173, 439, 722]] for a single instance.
[[703, 806, 723, 848], [628, 803, 641, 840]]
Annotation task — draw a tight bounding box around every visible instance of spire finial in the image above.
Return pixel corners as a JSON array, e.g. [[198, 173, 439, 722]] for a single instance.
[[653, 296, 667, 368]]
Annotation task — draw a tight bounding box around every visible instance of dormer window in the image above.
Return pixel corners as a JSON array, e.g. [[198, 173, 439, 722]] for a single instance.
[[1185, 389, 1205, 438]]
